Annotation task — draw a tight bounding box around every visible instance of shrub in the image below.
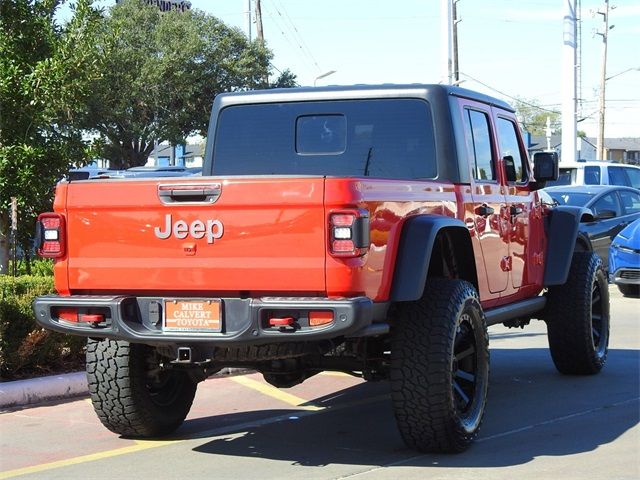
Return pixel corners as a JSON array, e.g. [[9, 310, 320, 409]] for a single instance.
[[12, 258, 55, 277], [0, 275, 85, 380]]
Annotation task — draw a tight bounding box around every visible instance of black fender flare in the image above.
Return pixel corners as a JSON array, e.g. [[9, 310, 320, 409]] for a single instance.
[[543, 206, 594, 286], [390, 215, 471, 302]]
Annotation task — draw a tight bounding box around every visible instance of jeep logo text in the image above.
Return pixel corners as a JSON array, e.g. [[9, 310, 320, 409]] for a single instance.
[[154, 213, 223, 244]]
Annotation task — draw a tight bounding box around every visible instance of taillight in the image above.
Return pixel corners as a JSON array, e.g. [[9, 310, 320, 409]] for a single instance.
[[329, 210, 370, 257], [37, 213, 66, 258]]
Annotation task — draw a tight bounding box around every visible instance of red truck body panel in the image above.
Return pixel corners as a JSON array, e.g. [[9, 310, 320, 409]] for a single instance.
[[324, 178, 458, 301], [59, 177, 327, 295]]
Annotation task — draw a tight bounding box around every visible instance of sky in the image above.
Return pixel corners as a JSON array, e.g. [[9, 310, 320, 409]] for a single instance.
[[58, 0, 640, 139]]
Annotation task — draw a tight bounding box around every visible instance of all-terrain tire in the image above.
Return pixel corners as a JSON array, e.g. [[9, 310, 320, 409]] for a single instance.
[[545, 252, 610, 375], [86, 339, 197, 437], [391, 279, 489, 453], [617, 284, 640, 298]]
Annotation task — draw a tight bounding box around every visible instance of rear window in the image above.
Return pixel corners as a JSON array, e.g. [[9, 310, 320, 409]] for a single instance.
[[547, 191, 594, 207], [545, 167, 575, 187], [212, 99, 436, 179]]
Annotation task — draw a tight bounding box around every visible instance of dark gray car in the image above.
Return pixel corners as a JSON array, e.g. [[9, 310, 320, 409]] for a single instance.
[[545, 185, 640, 267]]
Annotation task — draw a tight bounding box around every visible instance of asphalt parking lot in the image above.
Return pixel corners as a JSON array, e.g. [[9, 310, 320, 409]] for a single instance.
[[1, 285, 638, 480]]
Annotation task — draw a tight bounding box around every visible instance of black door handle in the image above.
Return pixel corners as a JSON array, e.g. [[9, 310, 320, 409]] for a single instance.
[[475, 204, 495, 217], [510, 205, 523, 216]]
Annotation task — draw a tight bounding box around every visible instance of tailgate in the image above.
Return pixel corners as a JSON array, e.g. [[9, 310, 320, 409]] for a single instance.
[[64, 177, 326, 293]]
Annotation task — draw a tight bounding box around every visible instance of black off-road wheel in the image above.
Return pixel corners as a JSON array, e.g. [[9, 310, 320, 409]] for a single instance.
[[545, 252, 610, 375], [87, 339, 197, 437], [391, 279, 489, 453]]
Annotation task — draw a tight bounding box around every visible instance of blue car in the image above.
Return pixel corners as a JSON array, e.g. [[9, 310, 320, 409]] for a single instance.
[[609, 218, 640, 297]]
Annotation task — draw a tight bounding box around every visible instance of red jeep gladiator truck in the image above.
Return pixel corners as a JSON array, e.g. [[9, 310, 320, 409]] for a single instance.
[[33, 85, 609, 453]]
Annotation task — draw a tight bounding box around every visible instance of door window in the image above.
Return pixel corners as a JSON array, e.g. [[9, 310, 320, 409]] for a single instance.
[[584, 166, 601, 185], [619, 190, 640, 215], [607, 167, 630, 187], [625, 167, 640, 189], [496, 117, 528, 183], [463, 109, 495, 181], [608, 166, 640, 190], [591, 193, 621, 217]]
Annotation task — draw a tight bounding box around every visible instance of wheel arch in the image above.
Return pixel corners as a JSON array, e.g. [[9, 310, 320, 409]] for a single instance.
[[544, 206, 593, 286], [575, 233, 592, 253], [390, 216, 478, 302]]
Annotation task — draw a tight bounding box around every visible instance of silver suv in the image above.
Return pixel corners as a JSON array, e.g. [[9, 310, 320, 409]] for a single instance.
[[547, 161, 640, 189]]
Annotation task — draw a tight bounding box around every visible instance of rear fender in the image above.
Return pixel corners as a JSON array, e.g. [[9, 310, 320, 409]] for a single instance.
[[390, 216, 473, 302]]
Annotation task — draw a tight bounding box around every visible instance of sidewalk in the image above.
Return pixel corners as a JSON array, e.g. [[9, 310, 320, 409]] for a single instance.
[[0, 368, 249, 410]]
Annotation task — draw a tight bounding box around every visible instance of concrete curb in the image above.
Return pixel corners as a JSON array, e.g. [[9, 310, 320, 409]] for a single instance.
[[0, 372, 88, 409], [0, 367, 250, 410]]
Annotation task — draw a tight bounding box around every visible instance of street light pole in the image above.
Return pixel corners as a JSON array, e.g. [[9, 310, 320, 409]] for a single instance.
[[314, 70, 336, 86], [596, 0, 610, 161]]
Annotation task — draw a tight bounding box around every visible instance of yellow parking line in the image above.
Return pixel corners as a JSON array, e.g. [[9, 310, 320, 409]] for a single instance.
[[230, 375, 324, 411], [0, 441, 176, 480], [0, 392, 389, 479], [2, 377, 383, 479]]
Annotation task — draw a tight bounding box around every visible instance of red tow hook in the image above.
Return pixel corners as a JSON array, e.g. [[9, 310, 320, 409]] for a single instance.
[[268, 317, 296, 327]]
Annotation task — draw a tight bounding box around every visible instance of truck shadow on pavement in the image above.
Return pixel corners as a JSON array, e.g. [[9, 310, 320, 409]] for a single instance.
[[188, 347, 639, 469]]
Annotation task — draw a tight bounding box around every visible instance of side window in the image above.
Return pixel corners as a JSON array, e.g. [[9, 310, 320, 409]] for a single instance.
[[463, 109, 495, 181], [591, 193, 621, 217], [584, 166, 601, 185], [619, 190, 640, 215], [624, 167, 640, 189], [496, 117, 528, 183], [607, 167, 629, 187]]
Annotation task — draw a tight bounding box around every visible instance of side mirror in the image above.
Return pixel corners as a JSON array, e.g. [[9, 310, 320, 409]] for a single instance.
[[530, 151, 559, 191], [533, 151, 559, 181]]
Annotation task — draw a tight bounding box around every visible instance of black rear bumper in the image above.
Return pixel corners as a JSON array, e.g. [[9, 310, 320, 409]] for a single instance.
[[33, 295, 383, 346]]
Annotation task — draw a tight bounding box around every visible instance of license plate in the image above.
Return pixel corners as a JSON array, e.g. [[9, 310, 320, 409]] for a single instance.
[[164, 299, 222, 332]]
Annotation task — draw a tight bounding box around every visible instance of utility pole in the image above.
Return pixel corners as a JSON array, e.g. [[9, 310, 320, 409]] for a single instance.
[[596, 0, 611, 161], [561, 0, 577, 164], [452, 0, 461, 84], [254, 0, 267, 86], [244, 0, 252, 41], [255, 0, 264, 45], [441, 0, 453, 84]]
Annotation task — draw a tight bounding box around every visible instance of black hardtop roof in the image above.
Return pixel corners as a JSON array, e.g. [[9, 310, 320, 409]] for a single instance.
[[215, 84, 514, 112]]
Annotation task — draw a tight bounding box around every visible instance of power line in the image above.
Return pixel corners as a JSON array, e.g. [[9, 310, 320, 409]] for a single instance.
[[274, 0, 319, 69], [264, 0, 321, 72], [260, 2, 310, 68], [458, 72, 561, 114]]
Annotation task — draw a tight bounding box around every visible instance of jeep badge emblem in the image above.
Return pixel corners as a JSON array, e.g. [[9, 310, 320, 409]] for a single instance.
[[154, 213, 223, 244]]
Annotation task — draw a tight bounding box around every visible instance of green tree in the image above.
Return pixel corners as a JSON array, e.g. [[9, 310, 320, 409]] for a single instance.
[[82, 0, 297, 169], [513, 97, 561, 136], [0, 0, 103, 274]]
